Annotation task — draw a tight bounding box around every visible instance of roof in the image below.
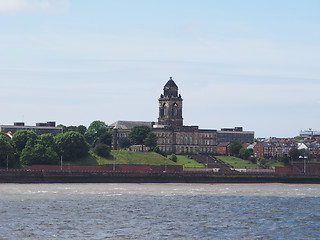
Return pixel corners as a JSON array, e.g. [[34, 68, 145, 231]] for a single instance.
[[110, 121, 153, 130], [164, 77, 178, 89], [217, 142, 230, 147]]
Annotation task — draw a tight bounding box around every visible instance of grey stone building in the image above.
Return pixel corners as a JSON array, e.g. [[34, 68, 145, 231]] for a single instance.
[[111, 77, 217, 154]]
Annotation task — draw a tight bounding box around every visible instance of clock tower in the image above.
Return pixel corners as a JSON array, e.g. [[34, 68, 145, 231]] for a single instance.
[[158, 77, 183, 127]]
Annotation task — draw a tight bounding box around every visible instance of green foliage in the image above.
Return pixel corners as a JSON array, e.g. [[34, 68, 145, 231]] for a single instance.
[[294, 136, 305, 140], [86, 120, 109, 146], [54, 131, 89, 161], [239, 147, 251, 160], [229, 140, 242, 155], [77, 125, 87, 135], [118, 137, 131, 149], [128, 125, 151, 151], [144, 132, 158, 151], [93, 144, 111, 158], [20, 138, 59, 166], [258, 157, 267, 168], [278, 154, 290, 166], [170, 154, 178, 162], [153, 146, 167, 156], [11, 130, 37, 154], [216, 156, 257, 168], [299, 149, 310, 158], [0, 135, 14, 167], [58, 124, 87, 135], [289, 147, 300, 160], [96, 131, 113, 146]]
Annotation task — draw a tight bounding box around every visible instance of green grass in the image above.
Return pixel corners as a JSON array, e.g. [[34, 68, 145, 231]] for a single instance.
[[66, 150, 205, 167], [216, 156, 285, 168], [110, 150, 177, 165], [174, 155, 205, 168], [267, 159, 284, 167], [68, 150, 176, 165], [215, 156, 257, 168]]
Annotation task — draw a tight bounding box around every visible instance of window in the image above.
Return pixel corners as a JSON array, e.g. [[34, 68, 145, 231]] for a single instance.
[[163, 103, 168, 116], [173, 103, 178, 116]]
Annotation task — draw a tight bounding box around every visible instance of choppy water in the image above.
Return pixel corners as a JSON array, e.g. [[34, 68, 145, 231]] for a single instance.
[[0, 184, 319, 240]]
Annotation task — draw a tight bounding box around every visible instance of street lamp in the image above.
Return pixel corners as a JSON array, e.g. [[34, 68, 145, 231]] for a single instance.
[[164, 157, 167, 172], [299, 155, 308, 174]]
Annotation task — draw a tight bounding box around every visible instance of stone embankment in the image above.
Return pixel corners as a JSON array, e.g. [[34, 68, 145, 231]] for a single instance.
[[1, 169, 320, 184]]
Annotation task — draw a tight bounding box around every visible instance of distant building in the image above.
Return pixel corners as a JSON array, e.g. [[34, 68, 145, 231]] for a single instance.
[[300, 129, 320, 137], [0, 121, 63, 136], [217, 127, 254, 144], [111, 77, 254, 154], [253, 141, 295, 158], [111, 78, 217, 154], [216, 142, 230, 155]]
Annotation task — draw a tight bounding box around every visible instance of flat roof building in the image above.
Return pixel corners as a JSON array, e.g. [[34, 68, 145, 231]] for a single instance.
[[0, 121, 63, 136]]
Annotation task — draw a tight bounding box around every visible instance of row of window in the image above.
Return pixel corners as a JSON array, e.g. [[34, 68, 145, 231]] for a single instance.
[[158, 146, 215, 154]]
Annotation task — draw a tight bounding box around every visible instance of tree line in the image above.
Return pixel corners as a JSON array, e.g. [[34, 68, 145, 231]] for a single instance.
[[0, 121, 160, 168]]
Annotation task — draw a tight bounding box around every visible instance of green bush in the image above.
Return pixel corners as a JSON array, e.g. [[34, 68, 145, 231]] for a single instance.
[[170, 154, 177, 162], [93, 144, 111, 158]]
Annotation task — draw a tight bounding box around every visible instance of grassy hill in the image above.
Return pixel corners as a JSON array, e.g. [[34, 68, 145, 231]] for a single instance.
[[68, 150, 204, 168], [216, 156, 257, 168], [215, 156, 284, 168]]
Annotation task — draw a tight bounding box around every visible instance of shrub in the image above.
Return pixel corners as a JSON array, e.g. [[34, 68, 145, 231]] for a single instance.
[[170, 154, 177, 162], [93, 144, 111, 158]]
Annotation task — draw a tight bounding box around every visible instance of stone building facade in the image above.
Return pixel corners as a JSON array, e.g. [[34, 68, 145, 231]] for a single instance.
[[111, 78, 217, 154]]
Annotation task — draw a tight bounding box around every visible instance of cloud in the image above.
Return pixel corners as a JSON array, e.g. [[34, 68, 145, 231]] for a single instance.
[[0, 0, 70, 13]]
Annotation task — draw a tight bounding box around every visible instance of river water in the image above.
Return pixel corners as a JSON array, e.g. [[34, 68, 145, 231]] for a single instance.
[[0, 183, 319, 239]]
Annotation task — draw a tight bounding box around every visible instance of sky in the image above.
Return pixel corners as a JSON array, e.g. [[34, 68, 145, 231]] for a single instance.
[[0, 0, 320, 138]]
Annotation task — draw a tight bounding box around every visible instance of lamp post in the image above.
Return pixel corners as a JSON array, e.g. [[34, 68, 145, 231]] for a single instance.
[[6, 155, 8, 171], [299, 155, 308, 175], [60, 156, 63, 171], [113, 158, 116, 171], [164, 157, 167, 173]]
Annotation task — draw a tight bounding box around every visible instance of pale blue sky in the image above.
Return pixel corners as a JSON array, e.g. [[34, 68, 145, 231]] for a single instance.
[[1, 0, 320, 137]]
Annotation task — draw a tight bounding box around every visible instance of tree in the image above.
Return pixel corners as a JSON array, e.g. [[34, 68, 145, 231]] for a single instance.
[[258, 157, 266, 168], [20, 138, 59, 166], [289, 147, 300, 161], [170, 154, 177, 162], [153, 146, 167, 156], [86, 120, 109, 146], [144, 132, 158, 151], [11, 130, 38, 154], [229, 140, 242, 156], [299, 149, 310, 159], [128, 126, 151, 151], [58, 124, 87, 135], [0, 135, 14, 168], [54, 131, 89, 161], [77, 125, 87, 135], [278, 154, 290, 166], [96, 131, 113, 146], [119, 137, 131, 149], [239, 147, 251, 160], [93, 144, 111, 158]]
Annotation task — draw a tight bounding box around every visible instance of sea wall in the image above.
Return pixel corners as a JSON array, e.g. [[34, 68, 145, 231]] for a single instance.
[[1, 170, 320, 184]]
